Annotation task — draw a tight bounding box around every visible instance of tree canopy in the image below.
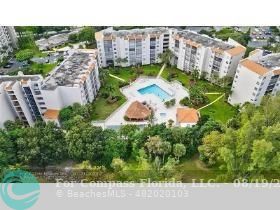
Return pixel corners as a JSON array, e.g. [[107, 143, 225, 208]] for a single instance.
[[199, 94, 280, 180]]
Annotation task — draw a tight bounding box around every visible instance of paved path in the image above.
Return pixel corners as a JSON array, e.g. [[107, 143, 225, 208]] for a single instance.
[[157, 64, 166, 78], [109, 74, 126, 82], [205, 92, 223, 95], [198, 93, 225, 111]]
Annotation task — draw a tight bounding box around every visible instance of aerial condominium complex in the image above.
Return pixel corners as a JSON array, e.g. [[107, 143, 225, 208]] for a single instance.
[[95, 27, 170, 67], [228, 49, 280, 105], [0, 26, 17, 62], [0, 49, 101, 127], [169, 29, 246, 79]]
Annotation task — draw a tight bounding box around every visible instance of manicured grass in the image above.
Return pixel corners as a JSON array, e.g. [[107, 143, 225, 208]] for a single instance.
[[109, 64, 162, 81], [109, 67, 136, 81], [162, 67, 223, 92], [200, 94, 238, 124], [91, 76, 126, 120], [91, 96, 126, 120], [141, 64, 162, 76], [176, 155, 221, 182]]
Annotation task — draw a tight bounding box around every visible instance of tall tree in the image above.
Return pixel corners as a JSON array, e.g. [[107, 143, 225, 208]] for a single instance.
[[66, 122, 105, 162], [173, 143, 186, 161], [158, 49, 174, 66]]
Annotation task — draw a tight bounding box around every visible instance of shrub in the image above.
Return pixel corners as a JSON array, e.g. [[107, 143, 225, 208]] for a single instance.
[[118, 81, 129, 88], [124, 115, 129, 121], [16, 49, 35, 62], [100, 91, 109, 99], [112, 68, 120, 75], [167, 74, 172, 82], [106, 95, 120, 104], [136, 68, 144, 75], [170, 71, 177, 78], [180, 97, 191, 106], [165, 99, 176, 108]]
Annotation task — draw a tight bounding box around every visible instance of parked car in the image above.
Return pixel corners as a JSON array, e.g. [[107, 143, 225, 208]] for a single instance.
[[3, 64, 12, 68]]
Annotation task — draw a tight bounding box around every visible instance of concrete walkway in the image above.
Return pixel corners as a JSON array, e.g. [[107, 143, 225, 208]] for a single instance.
[[205, 92, 223, 95], [109, 74, 126, 82], [157, 64, 166, 78], [198, 93, 225, 111]]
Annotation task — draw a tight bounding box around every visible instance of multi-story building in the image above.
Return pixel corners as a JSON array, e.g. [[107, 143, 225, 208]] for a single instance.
[[169, 29, 246, 79], [0, 73, 45, 127], [95, 27, 170, 67], [0, 26, 17, 62], [40, 49, 101, 123], [0, 49, 101, 128], [228, 49, 280, 106]]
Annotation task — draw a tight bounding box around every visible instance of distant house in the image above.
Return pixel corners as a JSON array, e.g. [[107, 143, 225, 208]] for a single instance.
[[176, 108, 200, 127]]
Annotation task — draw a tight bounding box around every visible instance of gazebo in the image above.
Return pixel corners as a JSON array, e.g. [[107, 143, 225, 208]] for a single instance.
[[125, 101, 151, 121]]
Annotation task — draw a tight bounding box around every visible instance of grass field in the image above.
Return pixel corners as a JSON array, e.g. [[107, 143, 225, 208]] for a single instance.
[[200, 94, 238, 124], [161, 66, 223, 92], [91, 76, 126, 120], [109, 64, 162, 81], [176, 155, 221, 182]]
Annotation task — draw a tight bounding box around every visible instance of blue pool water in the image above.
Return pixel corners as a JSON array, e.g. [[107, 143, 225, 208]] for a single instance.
[[138, 84, 172, 101]]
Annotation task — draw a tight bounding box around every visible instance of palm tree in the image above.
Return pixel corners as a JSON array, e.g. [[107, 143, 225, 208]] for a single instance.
[[190, 68, 200, 82], [121, 57, 128, 64], [115, 57, 122, 67], [158, 49, 174, 66], [224, 86, 233, 100], [115, 57, 128, 67], [105, 85, 115, 98], [99, 69, 109, 85]]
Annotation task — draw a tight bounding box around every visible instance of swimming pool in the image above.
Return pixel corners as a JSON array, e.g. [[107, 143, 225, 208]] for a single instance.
[[138, 84, 172, 101]]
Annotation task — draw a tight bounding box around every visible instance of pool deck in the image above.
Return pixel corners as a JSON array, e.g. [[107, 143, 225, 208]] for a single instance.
[[92, 76, 189, 129]]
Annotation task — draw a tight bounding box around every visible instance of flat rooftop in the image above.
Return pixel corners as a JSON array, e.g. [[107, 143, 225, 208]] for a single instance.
[[101, 27, 169, 37], [177, 30, 233, 50], [42, 50, 97, 90], [257, 53, 280, 70], [0, 74, 42, 84]]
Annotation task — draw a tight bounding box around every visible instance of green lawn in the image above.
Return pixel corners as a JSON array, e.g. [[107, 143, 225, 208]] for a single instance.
[[109, 64, 162, 81], [29, 63, 57, 76], [109, 67, 136, 81], [161, 66, 223, 92], [141, 64, 162, 76], [200, 94, 238, 123], [176, 155, 221, 182], [91, 75, 127, 120]]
